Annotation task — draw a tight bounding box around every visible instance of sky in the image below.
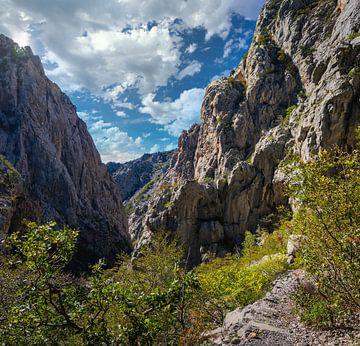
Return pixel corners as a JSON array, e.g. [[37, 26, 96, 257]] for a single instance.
[[0, 0, 265, 163]]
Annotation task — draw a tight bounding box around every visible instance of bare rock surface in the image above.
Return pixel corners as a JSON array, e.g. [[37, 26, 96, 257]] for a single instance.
[[0, 34, 131, 269], [205, 270, 360, 345], [128, 0, 360, 267]]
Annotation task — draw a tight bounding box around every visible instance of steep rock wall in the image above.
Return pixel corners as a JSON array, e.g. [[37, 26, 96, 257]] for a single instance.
[[130, 0, 360, 266], [0, 35, 131, 269]]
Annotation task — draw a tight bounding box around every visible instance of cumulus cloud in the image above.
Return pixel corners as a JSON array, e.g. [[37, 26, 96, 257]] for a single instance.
[[150, 144, 160, 153], [0, 0, 264, 99], [78, 111, 144, 163], [140, 88, 204, 136]]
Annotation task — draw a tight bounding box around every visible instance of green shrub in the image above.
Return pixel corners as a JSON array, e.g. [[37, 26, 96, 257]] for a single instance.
[[347, 32, 360, 41], [282, 105, 297, 127], [194, 228, 288, 328], [195, 252, 288, 328], [293, 286, 334, 328], [296, 2, 319, 16], [288, 146, 360, 326], [277, 48, 286, 62], [348, 67, 360, 78], [300, 45, 315, 58], [0, 225, 200, 345], [256, 32, 272, 46], [164, 201, 172, 209], [11, 47, 27, 60]]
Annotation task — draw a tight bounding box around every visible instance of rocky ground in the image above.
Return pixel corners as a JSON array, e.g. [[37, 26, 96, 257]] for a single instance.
[[204, 270, 360, 346]]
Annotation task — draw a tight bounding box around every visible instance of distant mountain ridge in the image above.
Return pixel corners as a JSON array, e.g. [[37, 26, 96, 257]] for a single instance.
[[107, 150, 174, 201]]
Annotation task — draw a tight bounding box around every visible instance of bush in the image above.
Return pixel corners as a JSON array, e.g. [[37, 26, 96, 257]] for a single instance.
[[193, 229, 288, 329], [288, 147, 360, 326], [282, 105, 297, 127], [300, 46, 315, 58], [0, 224, 200, 345], [348, 67, 360, 78], [294, 285, 334, 328], [256, 32, 272, 46]]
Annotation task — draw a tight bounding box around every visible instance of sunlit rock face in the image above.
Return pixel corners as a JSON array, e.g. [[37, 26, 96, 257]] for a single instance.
[[0, 34, 131, 269], [131, 0, 359, 267]]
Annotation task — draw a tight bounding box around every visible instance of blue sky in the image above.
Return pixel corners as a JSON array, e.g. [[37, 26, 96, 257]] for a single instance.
[[1, 0, 264, 163]]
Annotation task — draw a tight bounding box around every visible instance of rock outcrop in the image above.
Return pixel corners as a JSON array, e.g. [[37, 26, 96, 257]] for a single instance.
[[0, 156, 22, 244], [107, 150, 174, 201], [205, 270, 360, 345], [129, 0, 360, 266], [0, 34, 131, 269]]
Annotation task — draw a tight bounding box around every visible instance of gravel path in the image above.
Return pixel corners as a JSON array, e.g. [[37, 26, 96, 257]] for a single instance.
[[204, 270, 360, 345]]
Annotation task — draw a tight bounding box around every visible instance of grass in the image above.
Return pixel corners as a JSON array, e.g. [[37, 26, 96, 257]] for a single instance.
[[282, 105, 297, 127]]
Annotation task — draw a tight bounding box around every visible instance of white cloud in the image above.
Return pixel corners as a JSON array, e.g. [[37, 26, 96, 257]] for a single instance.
[[0, 0, 264, 99], [165, 143, 177, 151], [185, 43, 197, 54], [223, 37, 248, 58], [150, 144, 160, 153], [140, 88, 204, 136], [177, 60, 202, 80], [116, 110, 127, 117], [142, 132, 151, 138], [78, 111, 144, 163]]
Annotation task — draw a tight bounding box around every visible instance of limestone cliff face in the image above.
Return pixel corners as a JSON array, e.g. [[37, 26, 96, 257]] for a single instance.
[[0, 35, 131, 268], [129, 0, 360, 266]]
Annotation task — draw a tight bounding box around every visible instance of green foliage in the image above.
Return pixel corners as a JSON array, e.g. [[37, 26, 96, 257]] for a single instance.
[[0, 154, 20, 179], [294, 285, 335, 328], [256, 32, 272, 46], [282, 105, 297, 127], [0, 219, 292, 345], [202, 176, 214, 184], [287, 147, 360, 326], [105, 233, 200, 345], [131, 179, 156, 208], [296, 2, 319, 16], [348, 67, 360, 78], [347, 32, 360, 41], [159, 182, 178, 191], [164, 201, 172, 209], [277, 48, 286, 62], [11, 46, 27, 60], [0, 227, 200, 345], [300, 45, 315, 58], [194, 229, 288, 329]]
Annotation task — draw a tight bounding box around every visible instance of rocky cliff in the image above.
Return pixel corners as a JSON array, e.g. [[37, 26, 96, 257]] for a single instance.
[[0, 34, 131, 269], [129, 0, 360, 266], [107, 150, 174, 201]]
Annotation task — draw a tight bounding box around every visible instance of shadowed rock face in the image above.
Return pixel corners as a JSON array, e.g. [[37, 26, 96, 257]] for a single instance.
[[0, 34, 131, 269], [129, 0, 360, 267], [107, 150, 174, 201]]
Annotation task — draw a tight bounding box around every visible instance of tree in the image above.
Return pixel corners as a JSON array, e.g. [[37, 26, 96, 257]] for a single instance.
[[289, 147, 360, 324]]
